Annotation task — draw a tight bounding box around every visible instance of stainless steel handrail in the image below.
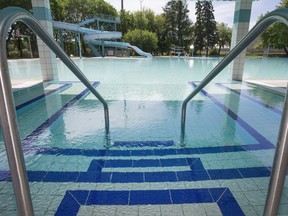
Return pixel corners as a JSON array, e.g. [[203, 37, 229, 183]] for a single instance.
[[181, 8, 288, 216], [0, 7, 110, 215], [181, 8, 288, 139]]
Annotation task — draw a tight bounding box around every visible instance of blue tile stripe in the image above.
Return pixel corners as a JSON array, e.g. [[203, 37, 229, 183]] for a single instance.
[[16, 83, 72, 110], [114, 140, 174, 147], [34, 146, 246, 157], [191, 82, 275, 150], [216, 83, 282, 115], [55, 188, 244, 216], [0, 166, 273, 183], [21, 82, 99, 148]]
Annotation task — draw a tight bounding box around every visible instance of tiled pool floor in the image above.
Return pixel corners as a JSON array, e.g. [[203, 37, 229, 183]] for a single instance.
[[0, 81, 288, 216]]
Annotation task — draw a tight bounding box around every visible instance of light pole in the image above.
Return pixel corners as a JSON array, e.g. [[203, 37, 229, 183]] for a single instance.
[[121, 0, 124, 11], [139, 0, 143, 49]]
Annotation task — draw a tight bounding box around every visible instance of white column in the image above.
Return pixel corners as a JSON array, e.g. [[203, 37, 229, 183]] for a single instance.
[[32, 0, 58, 81], [230, 0, 253, 81]]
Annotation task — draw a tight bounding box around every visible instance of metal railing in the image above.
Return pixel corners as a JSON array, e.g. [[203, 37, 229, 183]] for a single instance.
[[0, 7, 110, 215], [180, 8, 288, 216]]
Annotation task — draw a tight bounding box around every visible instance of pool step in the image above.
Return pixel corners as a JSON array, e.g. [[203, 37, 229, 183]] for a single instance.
[[113, 140, 175, 147]]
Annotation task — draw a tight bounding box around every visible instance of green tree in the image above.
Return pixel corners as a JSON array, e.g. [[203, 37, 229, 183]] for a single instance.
[[193, 1, 205, 55], [162, 0, 193, 52], [123, 29, 158, 53], [216, 22, 232, 55], [258, 0, 288, 54], [118, 10, 135, 35], [62, 0, 117, 23], [154, 14, 167, 55], [194, 1, 218, 56]]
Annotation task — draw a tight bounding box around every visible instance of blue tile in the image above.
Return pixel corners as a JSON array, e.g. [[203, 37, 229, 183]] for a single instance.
[[238, 167, 271, 178], [177, 170, 209, 181], [106, 150, 130, 156], [56, 188, 243, 214], [133, 159, 160, 167], [221, 146, 245, 152], [83, 149, 107, 157], [188, 158, 205, 170], [129, 190, 171, 205], [217, 189, 245, 216], [111, 172, 144, 183], [145, 171, 177, 182], [44, 172, 79, 182], [160, 158, 188, 166], [171, 189, 213, 204], [95, 172, 112, 183], [198, 147, 223, 154], [177, 148, 200, 155], [56, 148, 83, 156], [77, 172, 98, 183], [27, 171, 47, 182], [87, 160, 104, 172], [105, 159, 133, 168], [55, 191, 80, 216], [243, 143, 274, 150], [114, 140, 174, 147], [130, 149, 154, 156], [70, 190, 89, 205], [86, 191, 129, 205], [208, 169, 242, 180], [0, 171, 11, 181], [154, 148, 177, 156], [209, 188, 227, 202]]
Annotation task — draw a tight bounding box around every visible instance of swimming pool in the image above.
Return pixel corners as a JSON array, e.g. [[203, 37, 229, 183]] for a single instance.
[[1, 57, 288, 215]]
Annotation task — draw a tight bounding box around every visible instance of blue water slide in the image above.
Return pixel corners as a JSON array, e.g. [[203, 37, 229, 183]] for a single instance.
[[52, 21, 152, 58], [83, 36, 152, 58]]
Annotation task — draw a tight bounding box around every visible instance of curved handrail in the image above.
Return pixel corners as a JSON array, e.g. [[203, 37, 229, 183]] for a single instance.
[[1, 7, 110, 133], [180, 8, 288, 216], [0, 7, 109, 215], [181, 8, 288, 140]]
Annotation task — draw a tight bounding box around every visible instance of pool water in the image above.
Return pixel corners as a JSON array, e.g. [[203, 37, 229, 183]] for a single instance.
[[1, 57, 288, 216]]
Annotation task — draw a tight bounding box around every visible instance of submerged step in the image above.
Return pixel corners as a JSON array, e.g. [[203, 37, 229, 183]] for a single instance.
[[113, 140, 174, 147]]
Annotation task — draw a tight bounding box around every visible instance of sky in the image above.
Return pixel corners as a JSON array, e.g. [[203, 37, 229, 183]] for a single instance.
[[105, 0, 280, 28]]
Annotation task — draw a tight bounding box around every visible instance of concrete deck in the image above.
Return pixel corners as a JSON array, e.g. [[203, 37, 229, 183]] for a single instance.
[[11, 79, 43, 92], [244, 79, 288, 96]]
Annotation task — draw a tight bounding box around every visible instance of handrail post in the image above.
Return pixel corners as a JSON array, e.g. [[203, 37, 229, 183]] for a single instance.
[[0, 6, 111, 215], [180, 8, 288, 143], [0, 10, 34, 216], [180, 8, 288, 216], [0, 7, 110, 135], [263, 87, 288, 216]]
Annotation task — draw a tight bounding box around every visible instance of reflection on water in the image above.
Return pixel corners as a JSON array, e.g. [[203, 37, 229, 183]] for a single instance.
[[8, 57, 288, 84]]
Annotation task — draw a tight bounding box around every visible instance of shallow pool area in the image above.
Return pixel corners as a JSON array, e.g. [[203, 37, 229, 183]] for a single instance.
[[1, 57, 288, 215]]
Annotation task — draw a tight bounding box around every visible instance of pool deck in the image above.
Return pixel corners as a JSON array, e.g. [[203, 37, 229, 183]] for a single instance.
[[11, 79, 43, 91], [244, 79, 288, 96]]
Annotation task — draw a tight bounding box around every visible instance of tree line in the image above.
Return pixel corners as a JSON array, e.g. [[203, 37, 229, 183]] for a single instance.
[[1, 0, 287, 58]]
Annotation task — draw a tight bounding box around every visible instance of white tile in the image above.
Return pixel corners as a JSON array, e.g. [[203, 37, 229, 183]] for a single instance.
[[182, 204, 206, 216], [204, 203, 222, 216], [78, 205, 94, 216], [139, 205, 161, 216], [161, 204, 184, 216]]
